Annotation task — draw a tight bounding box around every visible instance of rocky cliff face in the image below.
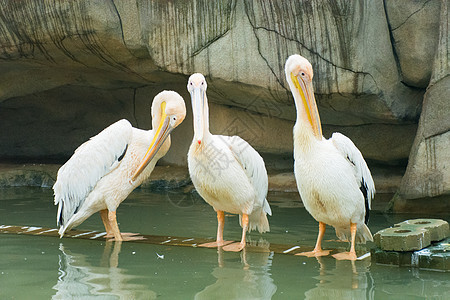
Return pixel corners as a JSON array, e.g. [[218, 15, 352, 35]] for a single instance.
[[0, 0, 447, 208], [392, 0, 449, 211]]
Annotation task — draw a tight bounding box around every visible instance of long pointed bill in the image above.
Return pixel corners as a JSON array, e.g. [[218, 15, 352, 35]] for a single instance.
[[291, 73, 322, 137], [131, 112, 173, 182], [190, 87, 205, 145]]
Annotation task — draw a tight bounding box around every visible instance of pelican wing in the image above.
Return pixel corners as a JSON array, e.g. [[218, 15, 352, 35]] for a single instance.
[[331, 132, 375, 212], [53, 119, 133, 227], [222, 135, 271, 216]]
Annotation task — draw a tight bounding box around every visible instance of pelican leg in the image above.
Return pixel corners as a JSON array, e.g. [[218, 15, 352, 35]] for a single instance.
[[333, 222, 358, 261], [108, 211, 123, 242], [106, 211, 145, 242], [216, 210, 226, 245], [103, 208, 141, 239], [223, 214, 248, 252], [100, 209, 113, 237], [199, 210, 232, 248], [296, 222, 331, 257]]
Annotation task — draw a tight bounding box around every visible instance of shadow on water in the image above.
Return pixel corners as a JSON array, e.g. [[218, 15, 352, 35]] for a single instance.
[[195, 240, 277, 300], [305, 256, 373, 299], [53, 241, 157, 299], [0, 187, 449, 299]]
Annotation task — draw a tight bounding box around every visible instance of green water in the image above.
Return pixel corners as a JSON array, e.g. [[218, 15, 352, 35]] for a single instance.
[[0, 187, 449, 299]]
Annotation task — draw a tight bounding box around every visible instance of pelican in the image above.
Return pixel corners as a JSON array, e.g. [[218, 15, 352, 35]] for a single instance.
[[285, 55, 375, 260], [187, 73, 272, 252], [53, 90, 186, 241]]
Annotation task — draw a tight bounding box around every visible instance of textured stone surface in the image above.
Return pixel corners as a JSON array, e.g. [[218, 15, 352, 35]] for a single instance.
[[394, 77, 450, 205], [413, 238, 450, 271], [374, 226, 431, 251], [396, 219, 450, 242], [0, 164, 58, 188], [392, 0, 450, 208], [397, 78, 450, 201], [385, 0, 441, 88], [374, 219, 449, 251], [268, 173, 297, 193], [372, 238, 450, 271], [0, 0, 448, 204], [0, 0, 424, 164], [0, 164, 192, 190]]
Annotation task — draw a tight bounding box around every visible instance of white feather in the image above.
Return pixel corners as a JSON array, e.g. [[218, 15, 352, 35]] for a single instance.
[[53, 119, 132, 227], [52, 91, 186, 239], [225, 135, 271, 216], [293, 125, 375, 243], [286, 54, 375, 248], [187, 73, 271, 241], [331, 132, 375, 208]]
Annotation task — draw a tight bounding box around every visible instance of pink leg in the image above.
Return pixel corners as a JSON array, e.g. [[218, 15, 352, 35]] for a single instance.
[[100, 209, 113, 236], [106, 211, 145, 242], [223, 214, 248, 252], [199, 211, 233, 248], [296, 222, 331, 257], [333, 223, 358, 260]]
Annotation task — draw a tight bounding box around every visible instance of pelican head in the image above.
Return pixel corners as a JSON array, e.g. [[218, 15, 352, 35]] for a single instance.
[[132, 90, 186, 181], [285, 54, 322, 138], [187, 73, 208, 145]]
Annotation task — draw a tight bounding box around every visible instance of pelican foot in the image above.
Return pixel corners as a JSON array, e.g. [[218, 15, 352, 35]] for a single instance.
[[222, 242, 246, 252], [198, 241, 233, 248], [295, 249, 331, 257], [107, 235, 146, 242], [332, 251, 357, 261]]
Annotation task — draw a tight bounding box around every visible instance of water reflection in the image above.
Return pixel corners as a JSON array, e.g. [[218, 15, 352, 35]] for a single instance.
[[52, 242, 156, 299], [305, 257, 373, 299], [195, 239, 277, 300]]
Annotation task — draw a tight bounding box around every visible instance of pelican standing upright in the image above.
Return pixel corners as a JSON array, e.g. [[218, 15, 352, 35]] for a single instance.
[[285, 55, 375, 260]]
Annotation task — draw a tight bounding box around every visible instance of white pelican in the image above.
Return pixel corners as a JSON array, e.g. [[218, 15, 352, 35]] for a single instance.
[[53, 90, 186, 241], [187, 73, 272, 252], [285, 55, 375, 260]]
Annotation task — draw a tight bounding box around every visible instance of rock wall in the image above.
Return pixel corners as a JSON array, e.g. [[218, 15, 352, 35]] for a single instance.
[[391, 0, 449, 211], [0, 1, 448, 206]]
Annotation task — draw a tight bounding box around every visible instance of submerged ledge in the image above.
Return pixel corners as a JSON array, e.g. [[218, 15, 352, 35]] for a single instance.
[[0, 224, 370, 260]]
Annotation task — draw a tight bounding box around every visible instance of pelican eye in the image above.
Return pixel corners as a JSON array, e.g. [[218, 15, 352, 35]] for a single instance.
[[301, 72, 305, 76]]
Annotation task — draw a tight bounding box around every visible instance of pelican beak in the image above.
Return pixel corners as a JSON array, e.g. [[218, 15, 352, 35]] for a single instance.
[[190, 87, 205, 145], [290, 73, 322, 137], [131, 104, 173, 182]]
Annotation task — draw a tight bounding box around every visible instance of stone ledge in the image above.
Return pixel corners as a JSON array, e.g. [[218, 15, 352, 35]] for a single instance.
[[388, 193, 450, 214], [372, 238, 450, 272], [0, 163, 191, 190], [372, 219, 449, 272]]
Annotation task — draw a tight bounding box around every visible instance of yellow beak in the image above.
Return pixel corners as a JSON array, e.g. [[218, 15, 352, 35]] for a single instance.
[[291, 73, 322, 137], [131, 102, 173, 182]]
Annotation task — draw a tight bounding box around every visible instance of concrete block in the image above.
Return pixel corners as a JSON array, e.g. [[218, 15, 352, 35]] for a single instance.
[[372, 238, 450, 271], [395, 219, 449, 242], [413, 238, 450, 271], [374, 226, 431, 251], [374, 219, 449, 251], [371, 248, 413, 267]]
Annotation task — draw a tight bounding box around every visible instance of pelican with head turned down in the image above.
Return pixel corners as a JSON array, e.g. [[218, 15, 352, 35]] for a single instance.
[[187, 73, 272, 252], [54, 91, 186, 241], [285, 54, 375, 260]]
